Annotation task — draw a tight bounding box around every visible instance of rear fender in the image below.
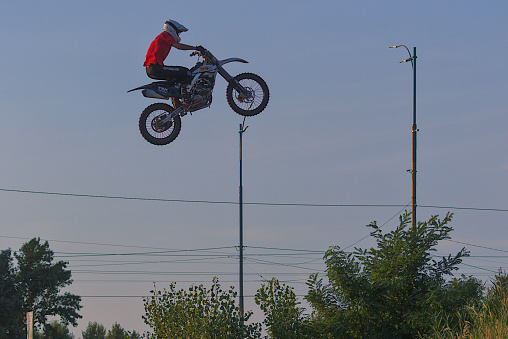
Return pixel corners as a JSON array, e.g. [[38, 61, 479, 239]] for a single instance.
[[128, 81, 181, 99], [127, 81, 167, 93]]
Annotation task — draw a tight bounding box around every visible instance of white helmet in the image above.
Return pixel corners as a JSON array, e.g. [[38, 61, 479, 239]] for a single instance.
[[163, 20, 188, 42]]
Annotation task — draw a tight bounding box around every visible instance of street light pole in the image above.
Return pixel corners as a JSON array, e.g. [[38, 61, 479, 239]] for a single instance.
[[238, 118, 248, 334], [390, 45, 417, 228]]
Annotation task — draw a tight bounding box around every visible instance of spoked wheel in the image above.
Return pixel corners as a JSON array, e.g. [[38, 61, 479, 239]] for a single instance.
[[139, 103, 181, 145], [226, 73, 269, 116]]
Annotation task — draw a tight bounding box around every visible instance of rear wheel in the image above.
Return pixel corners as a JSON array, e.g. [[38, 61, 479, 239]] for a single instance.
[[139, 103, 181, 145], [226, 73, 269, 116]]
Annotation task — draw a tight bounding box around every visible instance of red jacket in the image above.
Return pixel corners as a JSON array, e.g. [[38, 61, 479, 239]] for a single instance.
[[143, 31, 176, 66]]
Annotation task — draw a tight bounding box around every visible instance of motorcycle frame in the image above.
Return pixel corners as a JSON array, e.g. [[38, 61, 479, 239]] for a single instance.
[[194, 49, 250, 96], [156, 51, 250, 124]]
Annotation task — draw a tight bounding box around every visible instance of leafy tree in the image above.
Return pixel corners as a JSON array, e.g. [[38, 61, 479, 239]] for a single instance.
[[0, 249, 23, 337], [106, 323, 127, 339], [0, 238, 82, 336], [82, 321, 106, 339], [16, 238, 82, 329], [143, 277, 261, 338], [305, 212, 483, 338], [255, 278, 308, 338], [40, 320, 75, 339]]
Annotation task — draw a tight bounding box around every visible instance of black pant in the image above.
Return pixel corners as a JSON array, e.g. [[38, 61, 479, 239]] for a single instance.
[[145, 64, 193, 85]]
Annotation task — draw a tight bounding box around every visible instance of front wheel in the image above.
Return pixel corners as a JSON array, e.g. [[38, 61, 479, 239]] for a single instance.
[[139, 103, 181, 145], [226, 73, 269, 116]]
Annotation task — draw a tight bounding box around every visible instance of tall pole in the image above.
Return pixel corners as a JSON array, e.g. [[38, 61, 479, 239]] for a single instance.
[[411, 47, 417, 229], [238, 119, 248, 334], [390, 45, 417, 228]]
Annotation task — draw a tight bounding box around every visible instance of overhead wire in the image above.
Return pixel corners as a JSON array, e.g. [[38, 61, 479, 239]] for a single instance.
[[2, 188, 507, 297], [342, 202, 412, 251], [0, 235, 230, 251], [445, 239, 508, 253], [1, 187, 506, 211], [3, 234, 507, 278]]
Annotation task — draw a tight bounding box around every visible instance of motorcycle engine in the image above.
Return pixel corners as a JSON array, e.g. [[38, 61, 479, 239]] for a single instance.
[[193, 73, 215, 101]]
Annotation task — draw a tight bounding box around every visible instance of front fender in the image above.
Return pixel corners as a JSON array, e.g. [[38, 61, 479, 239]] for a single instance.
[[219, 58, 249, 66]]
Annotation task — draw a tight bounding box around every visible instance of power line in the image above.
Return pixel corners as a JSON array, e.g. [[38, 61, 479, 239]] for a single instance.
[[0, 188, 404, 207], [3, 187, 506, 211], [71, 270, 309, 276], [459, 262, 499, 274], [0, 235, 213, 251], [4, 236, 506, 275], [342, 202, 412, 251], [420, 205, 508, 213], [445, 239, 508, 253], [245, 257, 324, 271], [3, 235, 506, 278], [246, 246, 325, 254], [73, 278, 309, 283], [0, 235, 328, 258], [53, 246, 236, 257], [79, 294, 307, 298]]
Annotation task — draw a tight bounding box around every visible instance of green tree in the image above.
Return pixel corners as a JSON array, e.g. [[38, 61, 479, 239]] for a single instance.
[[0, 249, 23, 337], [305, 212, 483, 338], [143, 277, 261, 338], [15, 238, 82, 330], [0, 238, 82, 337], [40, 320, 75, 339], [82, 321, 106, 339], [255, 278, 308, 338], [106, 323, 127, 339]]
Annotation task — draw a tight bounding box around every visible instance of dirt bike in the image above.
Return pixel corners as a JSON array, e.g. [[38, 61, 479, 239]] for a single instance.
[[128, 47, 269, 145]]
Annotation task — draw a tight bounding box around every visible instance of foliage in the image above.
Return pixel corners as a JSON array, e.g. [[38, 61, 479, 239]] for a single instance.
[[428, 274, 508, 339], [0, 249, 23, 337], [0, 238, 82, 337], [38, 320, 75, 339], [128, 330, 141, 339], [305, 212, 483, 338], [255, 278, 308, 338], [104, 322, 140, 339], [106, 322, 128, 339], [143, 277, 261, 338], [82, 321, 106, 339]]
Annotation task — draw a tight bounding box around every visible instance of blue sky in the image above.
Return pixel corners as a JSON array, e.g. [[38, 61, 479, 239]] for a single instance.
[[1, 0, 507, 336]]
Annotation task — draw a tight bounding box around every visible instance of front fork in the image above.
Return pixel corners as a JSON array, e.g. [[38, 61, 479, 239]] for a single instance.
[[218, 66, 250, 97]]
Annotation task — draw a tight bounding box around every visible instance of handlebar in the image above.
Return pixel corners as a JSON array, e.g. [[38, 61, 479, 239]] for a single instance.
[[189, 47, 219, 66], [190, 46, 208, 57]]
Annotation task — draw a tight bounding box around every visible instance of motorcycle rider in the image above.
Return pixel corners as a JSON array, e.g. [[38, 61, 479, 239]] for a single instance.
[[143, 19, 202, 106]]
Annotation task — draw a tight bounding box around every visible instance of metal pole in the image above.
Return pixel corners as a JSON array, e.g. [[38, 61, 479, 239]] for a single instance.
[[390, 44, 417, 228], [238, 119, 248, 334], [411, 47, 417, 229]]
